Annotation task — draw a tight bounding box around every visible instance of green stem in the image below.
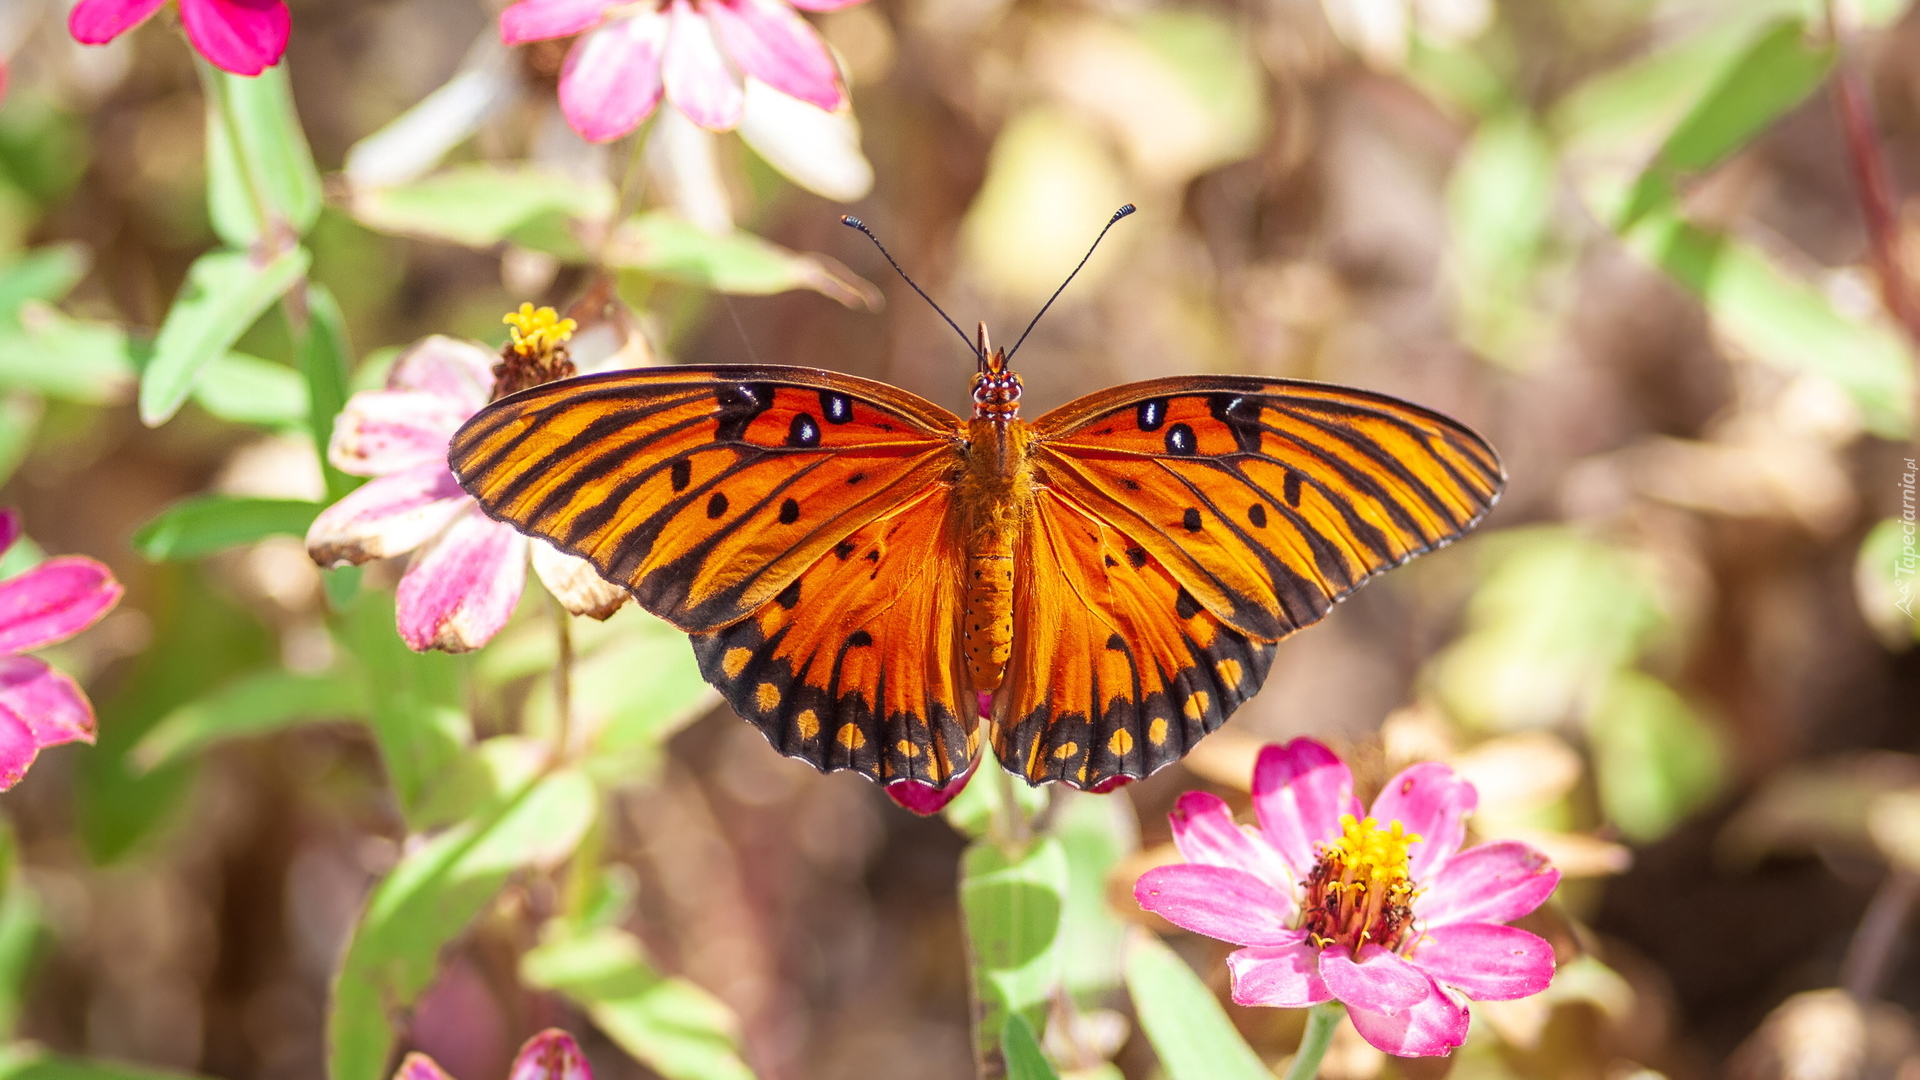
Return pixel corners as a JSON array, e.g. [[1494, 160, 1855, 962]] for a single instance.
[[551, 590, 574, 761], [200, 58, 287, 255], [1283, 1002, 1345, 1080], [991, 759, 1031, 853]]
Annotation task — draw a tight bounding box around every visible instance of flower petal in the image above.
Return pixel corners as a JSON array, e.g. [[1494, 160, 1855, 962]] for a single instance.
[[327, 390, 471, 476], [1417, 840, 1560, 926], [0, 509, 18, 558], [1344, 974, 1471, 1057], [530, 539, 627, 619], [69, 0, 167, 44], [663, 1, 745, 131], [1320, 944, 1429, 1013], [0, 705, 39, 791], [560, 12, 669, 143], [1226, 943, 1332, 1008], [1368, 761, 1477, 880], [305, 463, 469, 567], [736, 80, 872, 202], [509, 1029, 593, 1080], [1170, 791, 1296, 896], [501, 0, 613, 45], [1134, 864, 1306, 947], [397, 509, 529, 652], [179, 0, 290, 76], [0, 557, 122, 654], [786, 0, 865, 11], [1252, 738, 1362, 879], [0, 655, 96, 749], [1409, 923, 1555, 1002], [885, 755, 977, 815], [386, 336, 496, 412], [706, 0, 841, 111], [392, 1052, 457, 1080]]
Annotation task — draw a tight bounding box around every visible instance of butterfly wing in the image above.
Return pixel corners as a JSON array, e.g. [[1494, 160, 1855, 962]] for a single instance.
[[994, 377, 1503, 787], [690, 486, 977, 786], [449, 365, 965, 632]]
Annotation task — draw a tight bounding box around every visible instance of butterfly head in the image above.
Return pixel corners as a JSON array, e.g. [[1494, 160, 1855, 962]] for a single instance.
[[970, 322, 1021, 422]]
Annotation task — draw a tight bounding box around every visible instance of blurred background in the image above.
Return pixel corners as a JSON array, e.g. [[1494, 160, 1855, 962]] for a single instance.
[[0, 0, 1917, 1078]]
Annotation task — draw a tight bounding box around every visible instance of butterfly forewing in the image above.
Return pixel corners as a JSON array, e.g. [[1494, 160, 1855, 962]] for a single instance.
[[450, 366, 965, 631], [1030, 377, 1504, 640]]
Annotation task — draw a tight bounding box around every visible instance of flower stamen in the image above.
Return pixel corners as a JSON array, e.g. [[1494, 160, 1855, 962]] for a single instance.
[[493, 303, 580, 400], [1301, 814, 1422, 953]]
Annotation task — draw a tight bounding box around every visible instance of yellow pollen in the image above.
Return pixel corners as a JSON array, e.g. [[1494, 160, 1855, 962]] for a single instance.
[[1300, 814, 1425, 954], [504, 303, 577, 355], [1328, 814, 1423, 883]]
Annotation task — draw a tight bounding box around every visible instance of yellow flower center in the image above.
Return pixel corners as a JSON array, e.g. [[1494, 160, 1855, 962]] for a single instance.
[[503, 303, 577, 356], [492, 304, 579, 401], [1301, 814, 1422, 953]]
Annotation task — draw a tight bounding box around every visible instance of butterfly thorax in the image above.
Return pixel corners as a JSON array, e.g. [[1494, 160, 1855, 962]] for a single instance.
[[958, 337, 1033, 693]]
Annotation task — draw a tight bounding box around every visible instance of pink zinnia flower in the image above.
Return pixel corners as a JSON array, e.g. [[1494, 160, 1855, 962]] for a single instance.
[[1134, 738, 1561, 1057], [500, 0, 857, 141], [396, 1028, 592, 1080], [0, 509, 123, 790], [306, 308, 629, 653], [69, 0, 290, 77]]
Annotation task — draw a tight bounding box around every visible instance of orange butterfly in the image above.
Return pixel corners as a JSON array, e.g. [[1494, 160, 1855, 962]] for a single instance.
[[448, 213, 1503, 803]]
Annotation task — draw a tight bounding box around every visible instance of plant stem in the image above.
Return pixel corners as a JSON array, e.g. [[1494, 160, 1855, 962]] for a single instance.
[[1283, 1002, 1345, 1080], [551, 590, 574, 762], [991, 760, 1030, 853], [1839, 867, 1919, 998]]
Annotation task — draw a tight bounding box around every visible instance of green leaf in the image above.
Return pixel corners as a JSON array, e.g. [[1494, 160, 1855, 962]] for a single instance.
[[962, 836, 1067, 1070], [1125, 934, 1269, 1080], [140, 245, 311, 426], [330, 753, 596, 1080], [1053, 790, 1137, 1000], [608, 213, 879, 309], [0, 1051, 205, 1080], [1587, 670, 1725, 841], [347, 166, 614, 255], [1447, 111, 1558, 367], [0, 244, 88, 321], [1003, 1014, 1060, 1080], [298, 283, 357, 499], [133, 668, 371, 771], [190, 352, 309, 427], [0, 307, 138, 403], [943, 757, 1048, 840], [204, 62, 324, 247], [521, 927, 756, 1080], [133, 495, 321, 561], [343, 593, 473, 825]]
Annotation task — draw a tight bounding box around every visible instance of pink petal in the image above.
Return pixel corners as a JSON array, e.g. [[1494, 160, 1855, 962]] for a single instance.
[[663, 1, 745, 131], [0, 509, 18, 558], [392, 1052, 457, 1080], [1320, 944, 1428, 1013], [1368, 762, 1477, 881], [786, 0, 866, 11], [0, 655, 96, 749], [1252, 738, 1361, 879], [501, 0, 614, 45], [306, 463, 470, 567], [0, 706, 39, 791], [1226, 943, 1332, 1008], [0, 557, 122, 654], [396, 509, 529, 653], [1417, 841, 1560, 927], [706, 0, 842, 112], [884, 755, 977, 815], [510, 1029, 593, 1080], [1344, 975, 1470, 1057], [1170, 791, 1297, 898], [1087, 774, 1134, 794], [1409, 923, 1555, 1002], [178, 0, 290, 76], [327, 390, 472, 477], [69, 0, 167, 44], [1133, 864, 1306, 947], [386, 336, 496, 413], [560, 13, 669, 143]]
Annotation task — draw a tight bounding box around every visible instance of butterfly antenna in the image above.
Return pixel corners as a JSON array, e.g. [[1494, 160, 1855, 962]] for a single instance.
[[1007, 204, 1136, 361], [841, 216, 979, 358]]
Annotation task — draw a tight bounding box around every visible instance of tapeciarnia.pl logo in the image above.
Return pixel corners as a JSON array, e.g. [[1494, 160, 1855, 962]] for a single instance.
[[1898, 458, 1916, 619]]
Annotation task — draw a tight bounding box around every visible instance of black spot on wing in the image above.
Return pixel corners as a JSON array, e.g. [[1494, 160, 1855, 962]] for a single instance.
[[776, 579, 802, 610], [819, 390, 853, 424], [779, 498, 801, 524], [670, 458, 693, 492], [714, 383, 776, 441], [1165, 423, 1196, 455], [1137, 398, 1167, 431], [1248, 503, 1268, 528], [1207, 394, 1264, 453], [787, 412, 821, 448], [1181, 508, 1202, 532], [1283, 469, 1302, 507], [706, 492, 729, 518], [1174, 588, 1202, 620]]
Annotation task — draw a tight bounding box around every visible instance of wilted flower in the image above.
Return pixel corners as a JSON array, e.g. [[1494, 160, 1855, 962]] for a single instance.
[[396, 1028, 593, 1080], [500, 0, 857, 140], [0, 509, 123, 790], [306, 306, 629, 653], [69, 0, 291, 77], [1134, 737, 1560, 1057]]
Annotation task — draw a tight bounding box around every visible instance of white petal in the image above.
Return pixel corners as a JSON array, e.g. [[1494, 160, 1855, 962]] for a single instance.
[[736, 78, 872, 202], [531, 540, 628, 620]]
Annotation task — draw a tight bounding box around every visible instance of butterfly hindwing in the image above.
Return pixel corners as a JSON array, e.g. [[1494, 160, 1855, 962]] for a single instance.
[[992, 488, 1277, 788], [1031, 377, 1504, 641], [690, 488, 976, 786], [450, 366, 965, 631]]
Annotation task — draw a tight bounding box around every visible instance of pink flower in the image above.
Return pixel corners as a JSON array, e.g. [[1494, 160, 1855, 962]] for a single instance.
[[396, 1028, 593, 1080], [306, 309, 629, 653], [500, 0, 857, 140], [0, 509, 123, 790], [69, 0, 290, 77], [1133, 738, 1561, 1057]]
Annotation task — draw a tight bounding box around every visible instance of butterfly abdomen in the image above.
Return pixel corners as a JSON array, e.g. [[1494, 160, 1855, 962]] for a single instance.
[[958, 418, 1037, 692]]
